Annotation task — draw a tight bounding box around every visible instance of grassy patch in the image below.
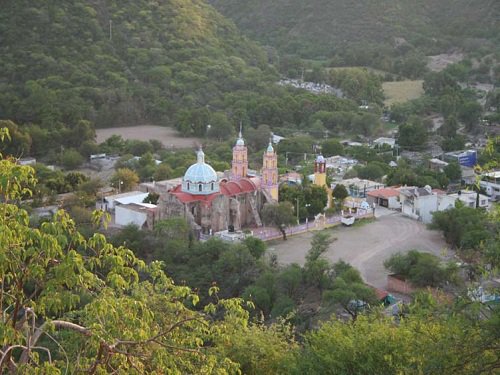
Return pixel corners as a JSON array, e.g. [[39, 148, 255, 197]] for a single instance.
[[383, 80, 424, 106]]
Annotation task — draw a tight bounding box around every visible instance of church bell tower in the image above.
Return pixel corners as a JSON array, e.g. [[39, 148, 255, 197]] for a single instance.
[[231, 123, 248, 181], [262, 136, 279, 201]]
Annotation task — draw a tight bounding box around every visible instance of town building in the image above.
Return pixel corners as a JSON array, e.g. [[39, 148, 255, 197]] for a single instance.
[[479, 171, 500, 201], [115, 202, 156, 229], [447, 190, 489, 209], [373, 137, 396, 149], [367, 188, 400, 209], [444, 149, 477, 167], [338, 178, 384, 198]]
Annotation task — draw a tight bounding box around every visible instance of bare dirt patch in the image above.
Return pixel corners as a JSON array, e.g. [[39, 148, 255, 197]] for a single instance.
[[96, 125, 201, 149], [427, 52, 464, 72], [268, 212, 451, 289], [383, 80, 424, 106]]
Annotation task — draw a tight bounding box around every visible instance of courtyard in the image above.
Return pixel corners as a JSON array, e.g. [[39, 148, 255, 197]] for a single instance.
[[268, 210, 451, 289]]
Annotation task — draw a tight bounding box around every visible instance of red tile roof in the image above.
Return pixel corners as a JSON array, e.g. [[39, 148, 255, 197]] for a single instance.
[[367, 188, 400, 198], [169, 178, 258, 205]]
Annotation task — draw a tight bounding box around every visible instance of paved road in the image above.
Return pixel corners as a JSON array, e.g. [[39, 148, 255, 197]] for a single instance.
[[268, 211, 451, 289]]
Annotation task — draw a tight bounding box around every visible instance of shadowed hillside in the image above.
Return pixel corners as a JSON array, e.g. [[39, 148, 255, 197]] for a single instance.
[[209, 0, 499, 59]]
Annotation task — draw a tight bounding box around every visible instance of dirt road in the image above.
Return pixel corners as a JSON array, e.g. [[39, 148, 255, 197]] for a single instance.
[[268, 212, 451, 289]]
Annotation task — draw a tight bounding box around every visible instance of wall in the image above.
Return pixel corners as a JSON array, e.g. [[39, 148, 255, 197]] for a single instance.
[[115, 206, 148, 228]]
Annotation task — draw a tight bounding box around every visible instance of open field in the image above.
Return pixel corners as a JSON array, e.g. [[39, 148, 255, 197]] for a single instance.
[[327, 66, 389, 77], [268, 211, 451, 289], [383, 80, 424, 106], [96, 125, 201, 149]]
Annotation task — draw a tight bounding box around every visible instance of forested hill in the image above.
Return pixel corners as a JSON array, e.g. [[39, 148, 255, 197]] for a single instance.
[[0, 0, 275, 128], [209, 0, 499, 59]]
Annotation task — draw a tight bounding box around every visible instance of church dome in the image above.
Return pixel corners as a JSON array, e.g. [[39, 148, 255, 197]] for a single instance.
[[267, 142, 274, 153], [236, 137, 245, 146], [182, 149, 219, 195]]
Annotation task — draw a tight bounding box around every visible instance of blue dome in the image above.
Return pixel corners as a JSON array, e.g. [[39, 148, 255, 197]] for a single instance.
[[182, 149, 219, 195], [184, 163, 218, 183], [316, 154, 325, 163], [236, 137, 245, 146], [267, 142, 274, 153]]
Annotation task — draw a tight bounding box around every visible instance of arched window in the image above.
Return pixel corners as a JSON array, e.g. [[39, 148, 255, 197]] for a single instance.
[[199, 184, 202, 192], [187, 183, 190, 190], [211, 183, 214, 190]]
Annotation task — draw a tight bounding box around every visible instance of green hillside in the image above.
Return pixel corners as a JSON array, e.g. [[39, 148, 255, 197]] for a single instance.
[[0, 0, 274, 128], [209, 0, 499, 60]]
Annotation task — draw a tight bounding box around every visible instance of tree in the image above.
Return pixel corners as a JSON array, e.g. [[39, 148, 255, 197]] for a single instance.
[[384, 250, 456, 287], [60, 148, 84, 170], [111, 168, 139, 192], [459, 101, 482, 132], [0, 129, 291, 373], [303, 232, 335, 289], [323, 261, 377, 319], [332, 183, 348, 209], [398, 116, 428, 150], [261, 202, 296, 240], [321, 140, 344, 157], [443, 161, 462, 181]]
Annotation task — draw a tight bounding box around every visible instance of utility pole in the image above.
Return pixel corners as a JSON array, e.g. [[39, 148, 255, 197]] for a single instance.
[[296, 197, 299, 225]]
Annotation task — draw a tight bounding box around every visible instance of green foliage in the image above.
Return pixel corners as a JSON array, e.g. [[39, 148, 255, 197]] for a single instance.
[[398, 116, 428, 150], [430, 204, 493, 251], [323, 261, 377, 319], [293, 308, 500, 375], [321, 139, 344, 156], [443, 161, 462, 181], [261, 202, 296, 239], [279, 184, 328, 220], [110, 168, 139, 191], [60, 148, 84, 170], [211, 0, 498, 73], [384, 250, 457, 287]]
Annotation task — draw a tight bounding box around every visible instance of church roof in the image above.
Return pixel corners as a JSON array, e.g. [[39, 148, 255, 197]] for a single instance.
[[170, 178, 258, 204], [220, 178, 257, 196], [183, 149, 218, 184]]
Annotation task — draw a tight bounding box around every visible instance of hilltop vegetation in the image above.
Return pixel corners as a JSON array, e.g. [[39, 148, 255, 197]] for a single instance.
[[0, 0, 272, 128], [210, 0, 499, 71]]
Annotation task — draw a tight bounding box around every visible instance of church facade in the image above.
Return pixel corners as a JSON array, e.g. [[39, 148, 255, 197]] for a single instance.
[[157, 131, 278, 235]]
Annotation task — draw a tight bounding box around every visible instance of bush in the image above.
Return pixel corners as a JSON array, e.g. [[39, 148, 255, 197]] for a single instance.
[[60, 148, 84, 170]]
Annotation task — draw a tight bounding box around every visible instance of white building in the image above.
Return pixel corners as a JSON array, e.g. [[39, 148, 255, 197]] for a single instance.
[[338, 178, 384, 198], [367, 188, 401, 209], [97, 191, 149, 211], [479, 171, 500, 201], [400, 186, 490, 223], [18, 157, 36, 166], [448, 191, 490, 209], [115, 203, 156, 229], [399, 185, 448, 224], [373, 137, 396, 149]]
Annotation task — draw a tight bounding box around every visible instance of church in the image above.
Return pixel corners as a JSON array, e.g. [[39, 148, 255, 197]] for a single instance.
[[157, 130, 279, 235]]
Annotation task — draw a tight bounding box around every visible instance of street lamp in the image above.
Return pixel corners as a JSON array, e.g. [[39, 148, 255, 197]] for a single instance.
[[305, 203, 311, 229]]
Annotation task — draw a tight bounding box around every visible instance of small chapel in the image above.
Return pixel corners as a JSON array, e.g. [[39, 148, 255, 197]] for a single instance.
[[157, 129, 279, 235]]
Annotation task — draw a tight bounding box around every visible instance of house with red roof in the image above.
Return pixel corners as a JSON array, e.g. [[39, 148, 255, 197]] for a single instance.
[[367, 187, 401, 209]]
